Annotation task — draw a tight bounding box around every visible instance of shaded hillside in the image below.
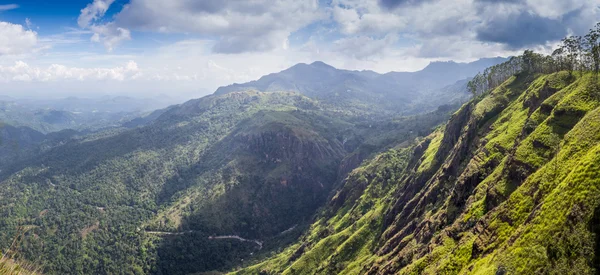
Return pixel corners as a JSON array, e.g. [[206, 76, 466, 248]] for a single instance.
[[215, 59, 505, 116], [0, 121, 82, 170], [0, 90, 455, 275], [0, 123, 45, 168], [234, 71, 600, 274]]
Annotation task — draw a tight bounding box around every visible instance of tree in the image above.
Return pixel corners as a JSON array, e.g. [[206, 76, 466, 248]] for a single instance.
[[562, 36, 583, 75], [584, 23, 600, 75], [552, 47, 566, 72]]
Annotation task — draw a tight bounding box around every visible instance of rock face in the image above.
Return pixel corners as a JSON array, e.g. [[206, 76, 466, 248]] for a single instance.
[[237, 71, 600, 275]]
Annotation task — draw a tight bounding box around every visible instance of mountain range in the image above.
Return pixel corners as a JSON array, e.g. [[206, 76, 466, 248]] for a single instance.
[[216, 58, 507, 115], [0, 57, 521, 275]]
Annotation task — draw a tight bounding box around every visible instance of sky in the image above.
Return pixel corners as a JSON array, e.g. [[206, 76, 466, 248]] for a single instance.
[[0, 0, 598, 99]]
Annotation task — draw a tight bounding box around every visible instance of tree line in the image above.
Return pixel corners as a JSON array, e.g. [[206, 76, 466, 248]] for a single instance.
[[469, 22, 600, 96]]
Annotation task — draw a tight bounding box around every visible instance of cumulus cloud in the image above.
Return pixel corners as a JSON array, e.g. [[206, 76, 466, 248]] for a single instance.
[[0, 22, 38, 55], [329, 0, 600, 59], [90, 23, 131, 52]]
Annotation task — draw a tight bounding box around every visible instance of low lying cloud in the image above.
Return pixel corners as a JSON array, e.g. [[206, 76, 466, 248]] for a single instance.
[[0, 60, 141, 82]]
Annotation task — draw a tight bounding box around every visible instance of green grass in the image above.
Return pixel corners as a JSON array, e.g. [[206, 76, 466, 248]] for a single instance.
[[417, 131, 444, 173]]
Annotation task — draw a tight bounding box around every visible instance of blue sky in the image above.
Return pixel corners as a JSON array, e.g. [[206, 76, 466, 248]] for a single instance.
[[0, 0, 598, 98]]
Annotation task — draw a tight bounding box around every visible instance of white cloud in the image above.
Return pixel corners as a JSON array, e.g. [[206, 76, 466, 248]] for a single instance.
[[332, 2, 405, 35], [0, 22, 38, 55], [327, 0, 600, 59], [77, 0, 115, 28], [0, 4, 18, 11], [90, 24, 131, 52], [77, 0, 132, 51]]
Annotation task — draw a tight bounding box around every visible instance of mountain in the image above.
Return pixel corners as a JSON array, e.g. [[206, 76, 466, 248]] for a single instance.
[[383, 57, 509, 91], [0, 56, 504, 274], [0, 89, 456, 274], [234, 70, 600, 274], [215, 58, 507, 115]]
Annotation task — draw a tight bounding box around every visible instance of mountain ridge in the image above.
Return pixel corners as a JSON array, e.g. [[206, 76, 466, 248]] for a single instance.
[[214, 58, 507, 116], [0, 56, 507, 275]]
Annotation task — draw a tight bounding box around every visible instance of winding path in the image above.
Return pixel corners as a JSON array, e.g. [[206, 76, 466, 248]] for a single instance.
[[209, 235, 263, 249], [145, 231, 263, 249]]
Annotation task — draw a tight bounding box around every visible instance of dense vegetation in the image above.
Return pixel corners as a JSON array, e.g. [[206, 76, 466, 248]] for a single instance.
[[235, 60, 600, 273], [0, 86, 457, 274]]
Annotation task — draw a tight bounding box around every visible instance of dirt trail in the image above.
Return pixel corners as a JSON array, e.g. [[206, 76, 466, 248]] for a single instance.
[[145, 230, 194, 236], [145, 231, 263, 249], [209, 235, 263, 249]]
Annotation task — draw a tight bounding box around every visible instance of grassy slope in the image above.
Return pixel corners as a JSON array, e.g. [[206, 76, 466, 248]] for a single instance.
[[234, 71, 600, 275]]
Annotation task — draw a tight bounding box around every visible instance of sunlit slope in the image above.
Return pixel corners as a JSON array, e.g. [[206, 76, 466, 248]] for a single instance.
[[235, 71, 600, 274]]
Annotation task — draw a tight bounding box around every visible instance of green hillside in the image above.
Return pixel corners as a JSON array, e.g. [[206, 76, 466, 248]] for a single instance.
[[0, 90, 453, 274], [232, 69, 600, 274]]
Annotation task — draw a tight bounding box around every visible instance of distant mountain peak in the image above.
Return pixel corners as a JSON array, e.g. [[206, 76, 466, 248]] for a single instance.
[[422, 60, 458, 70], [309, 61, 335, 69]]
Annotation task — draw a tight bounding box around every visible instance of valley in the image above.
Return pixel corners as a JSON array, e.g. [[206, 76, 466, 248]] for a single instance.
[[0, 60, 479, 274]]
